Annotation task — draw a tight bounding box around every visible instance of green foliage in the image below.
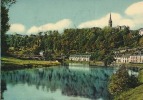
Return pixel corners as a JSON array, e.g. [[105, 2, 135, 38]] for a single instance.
[[114, 84, 143, 100], [7, 27, 142, 62], [1, 0, 16, 55], [103, 54, 115, 66], [138, 70, 143, 84], [108, 66, 130, 95]]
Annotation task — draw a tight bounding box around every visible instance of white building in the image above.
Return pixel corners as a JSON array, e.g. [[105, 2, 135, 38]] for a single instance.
[[115, 54, 143, 64], [115, 55, 130, 63], [69, 55, 91, 61], [139, 28, 143, 36], [130, 55, 143, 63]]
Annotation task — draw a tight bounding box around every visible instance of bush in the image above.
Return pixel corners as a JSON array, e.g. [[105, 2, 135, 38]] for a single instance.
[[138, 70, 143, 84], [108, 65, 140, 97]]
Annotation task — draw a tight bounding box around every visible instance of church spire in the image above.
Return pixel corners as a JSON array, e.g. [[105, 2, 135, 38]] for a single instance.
[[109, 13, 112, 27]]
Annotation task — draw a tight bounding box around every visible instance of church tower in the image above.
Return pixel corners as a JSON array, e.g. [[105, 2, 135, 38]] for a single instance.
[[108, 13, 112, 27]]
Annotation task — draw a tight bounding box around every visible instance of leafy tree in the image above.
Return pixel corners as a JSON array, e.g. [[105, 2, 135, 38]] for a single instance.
[[1, 0, 16, 55], [108, 65, 139, 97], [103, 54, 115, 66], [139, 36, 143, 47], [138, 70, 143, 84], [108, 65, 130, 95]]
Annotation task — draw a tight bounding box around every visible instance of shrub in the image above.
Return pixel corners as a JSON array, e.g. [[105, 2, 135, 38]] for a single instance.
[[138, 70, 143, 84], [108, 66, 130, 95]]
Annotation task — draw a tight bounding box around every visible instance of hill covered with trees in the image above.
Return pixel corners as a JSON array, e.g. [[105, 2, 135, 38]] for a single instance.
[[6, 26, 143, 65]]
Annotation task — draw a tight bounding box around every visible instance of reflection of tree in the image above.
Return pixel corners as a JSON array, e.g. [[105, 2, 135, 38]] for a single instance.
[[2, 67, 114, 100], [1, 80, 7, 99]]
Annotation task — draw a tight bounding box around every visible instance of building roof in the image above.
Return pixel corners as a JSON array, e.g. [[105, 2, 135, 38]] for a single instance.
[[70, 54, 91, 57]]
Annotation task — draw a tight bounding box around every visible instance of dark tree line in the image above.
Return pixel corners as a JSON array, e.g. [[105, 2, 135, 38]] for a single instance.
[[1, 0, 16, 56]]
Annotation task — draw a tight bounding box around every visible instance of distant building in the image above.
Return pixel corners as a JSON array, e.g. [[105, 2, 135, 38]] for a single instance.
[[108, 13, 130, 30], [116, 25, 129, 30], [130, 55, 143, 63], [139, 28, 143, 35], [115, 54, 143, 64], [108, 13, 112, 27], [115, 55, 130, 63], [69, 55, 91, 61], [39, 51, 44, 57]]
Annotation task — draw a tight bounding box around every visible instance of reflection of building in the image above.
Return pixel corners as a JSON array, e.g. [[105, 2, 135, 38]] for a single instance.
[[69, 55, 91, 61], [139, 28, 143, 35]]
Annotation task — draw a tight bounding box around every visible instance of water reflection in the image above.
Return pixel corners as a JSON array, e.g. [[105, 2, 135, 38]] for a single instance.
[[2, 65, 115, 100]]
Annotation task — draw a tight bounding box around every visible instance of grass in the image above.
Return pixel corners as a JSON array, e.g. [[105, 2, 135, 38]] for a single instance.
[[1, 56, 61, 70], [125, 63, 143, 67], [114, 84, 143, 100], [114, 70, 143, 100]]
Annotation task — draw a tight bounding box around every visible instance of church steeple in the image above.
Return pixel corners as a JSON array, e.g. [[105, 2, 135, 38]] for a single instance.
[[109, 13, 112, 27]]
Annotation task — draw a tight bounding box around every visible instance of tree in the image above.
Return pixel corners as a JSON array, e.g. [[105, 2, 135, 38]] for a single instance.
[[138, 70, 143, 84], [108, 65, 139, 97], [108, 65, 130, 95], [1, 0, 16, 55], [103, 54, 115, 66]]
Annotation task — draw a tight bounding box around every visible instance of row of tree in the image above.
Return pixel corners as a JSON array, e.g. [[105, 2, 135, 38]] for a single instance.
[[6, 26, 143, 65]]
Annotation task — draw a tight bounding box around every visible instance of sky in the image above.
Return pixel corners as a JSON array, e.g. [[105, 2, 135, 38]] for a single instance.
[[8, 0, 143, 35]]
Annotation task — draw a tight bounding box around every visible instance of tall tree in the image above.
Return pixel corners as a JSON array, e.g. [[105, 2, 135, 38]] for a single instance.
[[1, 0, 16, 55]]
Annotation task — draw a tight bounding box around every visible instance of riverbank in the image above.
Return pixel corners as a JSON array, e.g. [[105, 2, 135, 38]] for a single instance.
[[66, 60, 143, 68], [1, 57, 61, 71], [114, 84, 143, 100]]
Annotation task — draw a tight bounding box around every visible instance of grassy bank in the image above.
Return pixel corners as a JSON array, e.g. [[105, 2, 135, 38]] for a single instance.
[[113, 69, 143, 100], [1, 57, 61, 71], [115, 84, 143, 100], [114, 84, 143, 100]]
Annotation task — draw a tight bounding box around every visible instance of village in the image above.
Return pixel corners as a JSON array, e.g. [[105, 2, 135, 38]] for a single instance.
[[68, 14, 143, 65]]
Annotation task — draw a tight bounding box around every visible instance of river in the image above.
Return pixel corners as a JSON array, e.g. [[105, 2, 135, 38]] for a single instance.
[[1, 63, 122, 100]]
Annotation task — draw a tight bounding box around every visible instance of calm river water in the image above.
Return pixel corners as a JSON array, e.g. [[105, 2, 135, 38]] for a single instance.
[[1, 63, 119, 100]]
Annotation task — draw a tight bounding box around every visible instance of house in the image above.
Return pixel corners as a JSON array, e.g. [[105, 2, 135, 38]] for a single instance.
[[69, 55, 91, 61], [130, 55, 143, 63], [39, 51, 44, 57], [139, 28, 143, 36], [115, 55, 130, 63], [114, 54, 143, 64]]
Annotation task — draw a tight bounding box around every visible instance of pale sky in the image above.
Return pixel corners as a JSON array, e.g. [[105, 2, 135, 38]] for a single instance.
[[8, 0, 143, 35]]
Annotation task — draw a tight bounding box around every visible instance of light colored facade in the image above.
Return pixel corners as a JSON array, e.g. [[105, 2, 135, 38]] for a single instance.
[[115, 55, 143, 64], [139, 28, 143, 36], [115, 55, 130, 63], [69, 55, 91, 61], [130, 55, 143, 63]]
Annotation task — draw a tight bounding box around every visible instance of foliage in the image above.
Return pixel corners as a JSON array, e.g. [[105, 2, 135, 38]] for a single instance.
[[108, 66, 130, 95], [1, 0, 16, 55], [114, 84, 143, 100], [6, 27, 141, 62], [103, 54, 115, 66], [1, 57, 60, 70], [138, 70, 143, 84]]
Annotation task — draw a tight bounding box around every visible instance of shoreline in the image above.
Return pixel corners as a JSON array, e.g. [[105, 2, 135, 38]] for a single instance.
[[1, 57, 143, 71], [1, 56, 61, 71]]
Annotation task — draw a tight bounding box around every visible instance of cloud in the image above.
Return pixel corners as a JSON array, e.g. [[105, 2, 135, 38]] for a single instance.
[[9, 23, 25, 33], [78, 13, 135, 28], [27, 19, 73, 34], [125, 1, 143, 16], [78, 1, 143, 29], [125, 1, 143, 28]]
